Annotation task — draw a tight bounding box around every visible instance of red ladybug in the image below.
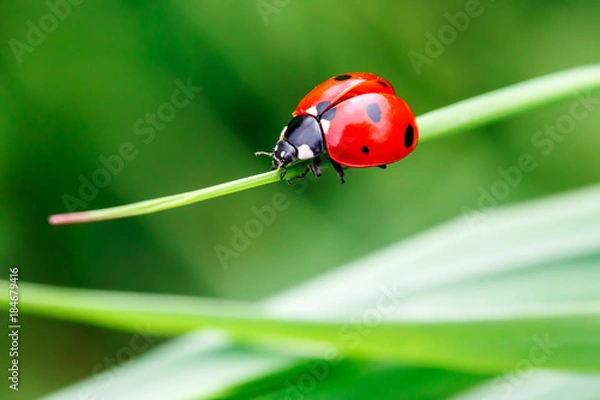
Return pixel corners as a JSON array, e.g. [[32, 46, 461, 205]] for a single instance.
[[256, 73, 418, 183]]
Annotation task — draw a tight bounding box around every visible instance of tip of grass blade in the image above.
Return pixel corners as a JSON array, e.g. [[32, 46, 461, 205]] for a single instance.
[[47, 169, 285, 225], [48, 211, 110, 225]]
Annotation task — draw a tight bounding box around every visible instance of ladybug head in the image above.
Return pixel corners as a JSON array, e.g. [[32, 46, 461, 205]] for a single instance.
[[255, 139, 298, 170], [272, 140, 298, 168], [256, 115, 325, 181]]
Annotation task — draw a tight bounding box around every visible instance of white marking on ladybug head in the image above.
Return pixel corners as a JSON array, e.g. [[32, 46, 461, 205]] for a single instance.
[[279, 126, 287, 139], [320, 119, 330, 135], [280, 150, 286, 158], [306, 106, 318, 117], [297, 144, 315, 160]]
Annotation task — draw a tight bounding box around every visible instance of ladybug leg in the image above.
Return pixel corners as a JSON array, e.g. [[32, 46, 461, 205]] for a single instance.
[[330, 160, 345, 184], [287, 166, 309, 185], [378, 165, 387, 169], [287, 162, 315, 185], [309, 156, 322, 178], [298, 166, 311, 178], [279, 166, 287, 180]]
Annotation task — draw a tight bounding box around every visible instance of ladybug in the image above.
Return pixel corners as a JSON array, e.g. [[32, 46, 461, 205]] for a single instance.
[[256, 73, 418, 183]]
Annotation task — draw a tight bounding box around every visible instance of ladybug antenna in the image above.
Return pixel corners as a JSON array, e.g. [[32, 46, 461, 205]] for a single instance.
[[254, 151, 273, 157]]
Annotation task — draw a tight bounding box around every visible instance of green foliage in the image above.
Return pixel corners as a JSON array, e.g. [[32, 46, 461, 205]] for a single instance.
[[3, 1, 600, 398], [4, 183, 600, 398]]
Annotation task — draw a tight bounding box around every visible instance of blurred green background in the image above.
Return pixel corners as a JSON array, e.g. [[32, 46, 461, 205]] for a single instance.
[[1, 0, 599, 398]]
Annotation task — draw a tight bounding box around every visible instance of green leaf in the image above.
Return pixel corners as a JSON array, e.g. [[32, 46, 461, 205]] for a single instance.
[[39, 333, 298, 400], [6, 276, 600, 371], [15, 182, 600, 399], [47, 65, 600, 225], [452, 371, 600, 400], [233, 363, 490, 400]]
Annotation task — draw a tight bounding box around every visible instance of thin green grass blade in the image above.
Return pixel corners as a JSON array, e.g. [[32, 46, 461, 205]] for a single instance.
[[48, 65, 600, 225], [47, 170, 281, 225], [417, 64, 600, 139]]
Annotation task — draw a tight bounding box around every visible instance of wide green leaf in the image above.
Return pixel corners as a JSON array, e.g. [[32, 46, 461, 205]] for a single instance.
[[452, 371, 600, 400], [7, 272, 600, 371], [7, 183, 598, 398]]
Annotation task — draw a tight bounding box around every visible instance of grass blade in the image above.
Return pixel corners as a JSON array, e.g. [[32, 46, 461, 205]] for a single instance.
[[48, 65, 600, 224]]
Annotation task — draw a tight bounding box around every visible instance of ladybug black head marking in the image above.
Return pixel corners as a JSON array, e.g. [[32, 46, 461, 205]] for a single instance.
[[272, 140, 298, 169], [255, 140, 298, 171], [255, 115, 326, 180]]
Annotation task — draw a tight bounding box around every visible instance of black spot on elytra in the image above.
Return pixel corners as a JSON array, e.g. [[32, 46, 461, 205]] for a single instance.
[[316, 101, 330, 115], [361, 145, 370, 154], [321, 107, 336, 121], [378, 81, 389, 88], [334, 74, 352, 81], [404, 124, 415, 148], [366, 103, 381, 123]]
